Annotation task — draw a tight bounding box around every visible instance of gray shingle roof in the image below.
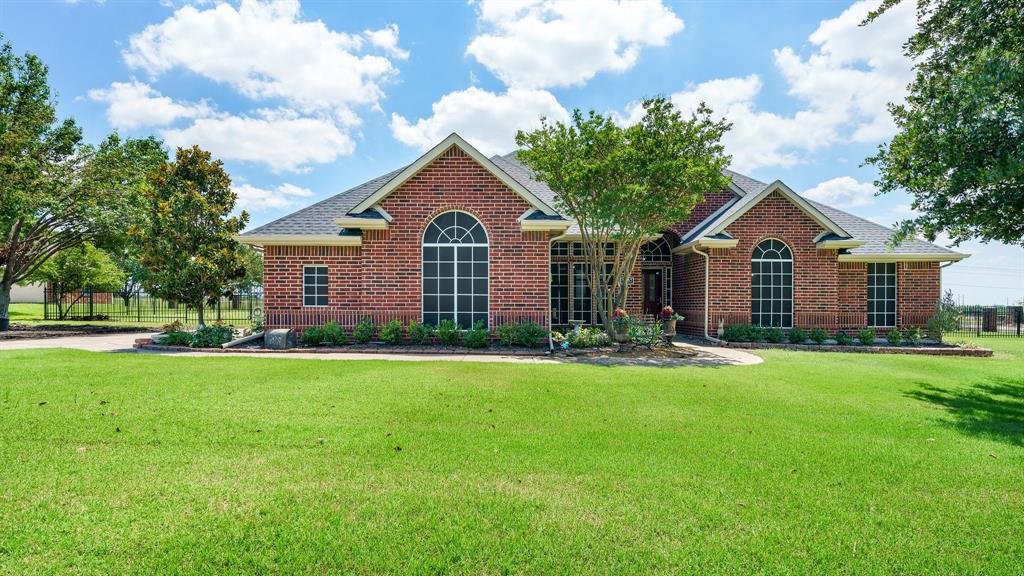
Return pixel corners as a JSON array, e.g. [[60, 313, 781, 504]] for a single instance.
[[808, 200, 960, 256], [490, 152, 558, 208], [722, 169, 768, 196]]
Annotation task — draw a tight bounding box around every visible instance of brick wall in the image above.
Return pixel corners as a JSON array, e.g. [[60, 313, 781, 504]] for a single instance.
[[674, 252, 706, 336], [668, 190, 735, 238], [898, 261, 940, 328], [838, 261, 867, 329]]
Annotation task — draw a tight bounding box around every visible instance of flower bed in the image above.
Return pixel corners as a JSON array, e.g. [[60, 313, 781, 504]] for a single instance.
[[719, 340, 992, 357], [134, 338, 548, 356]]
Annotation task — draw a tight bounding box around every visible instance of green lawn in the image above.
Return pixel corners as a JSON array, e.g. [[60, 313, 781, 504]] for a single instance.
[[1, 340, 1022, 574]]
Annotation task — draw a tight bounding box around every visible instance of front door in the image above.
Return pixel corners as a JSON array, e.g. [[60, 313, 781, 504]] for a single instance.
[[642, 269, 662, 316]]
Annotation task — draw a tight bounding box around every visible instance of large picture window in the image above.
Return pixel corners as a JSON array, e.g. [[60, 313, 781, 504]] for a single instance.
[[422, 211, 488, 328], [867, 263, 897, 327], [751, 239, 793, 328], [303, 265, 328, 307], [550, 263, 569, 326]]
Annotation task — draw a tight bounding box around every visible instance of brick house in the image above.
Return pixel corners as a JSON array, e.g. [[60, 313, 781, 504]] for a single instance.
[[239, 134, 966, 338]]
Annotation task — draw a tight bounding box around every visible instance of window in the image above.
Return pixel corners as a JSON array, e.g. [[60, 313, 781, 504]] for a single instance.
[[422, 211, 488, 328], [550, 241, 569, 258], [751, 239, 793, 328], [867, 263, 897, 327], [641, 237, 672, 264], [303, 265, 328, 307], [550, 263, 569, 325], [572, 264, 593, 324]]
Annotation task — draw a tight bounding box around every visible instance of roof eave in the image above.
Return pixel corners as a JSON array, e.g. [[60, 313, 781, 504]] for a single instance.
[[836, 252, 969, 263], [235, 234, 362, 247]]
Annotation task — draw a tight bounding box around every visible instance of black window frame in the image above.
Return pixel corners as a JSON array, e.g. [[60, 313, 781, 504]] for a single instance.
[[422, 211, 489, 329], [303, 265, 329, 307], [867, 262, 897, 328], [751, 239, 793, 328]]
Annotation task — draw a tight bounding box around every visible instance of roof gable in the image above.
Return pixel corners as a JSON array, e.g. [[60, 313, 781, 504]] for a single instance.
[[708, 181, 849, 238]]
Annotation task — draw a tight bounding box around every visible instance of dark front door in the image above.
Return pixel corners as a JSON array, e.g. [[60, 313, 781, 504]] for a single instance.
[[642, 269, 662, 316]]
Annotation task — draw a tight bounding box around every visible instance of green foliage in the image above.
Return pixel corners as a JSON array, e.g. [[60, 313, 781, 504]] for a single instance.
[[161, 331, 192, 347], [497, 321, 548, 348], [865, 0, 1024, 246], [926, 291, 961, 341], [834, 331, 853, 346], [515, 98, 731, 334], [232, 244, 264, 293], [407, 320, 432, 345], [905, 326, 923, 345], [858, 328, 878, 346], [161, 320, 184, 333], [787, 327, 807, 344], [379, 320, 403, 345], [134, 146, 249, 326], [808, 328, 829, 345], [763, 327, 785, 343], [322, 321, 347, 346], [563, 326, 609, 348], [722, 324, 763, 342], [190, 324, 234, 348], [463, 321, 489, 348], [887, 328, 904, 346], [437, 319, 461, 346], [300, 326, 324, 347], [352, 317, 376, 344], [28, 243, 124, 320]]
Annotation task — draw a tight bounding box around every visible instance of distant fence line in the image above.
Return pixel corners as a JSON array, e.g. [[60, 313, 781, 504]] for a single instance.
[[43, 288, 264, 326], [948, 305, 1023, 338]]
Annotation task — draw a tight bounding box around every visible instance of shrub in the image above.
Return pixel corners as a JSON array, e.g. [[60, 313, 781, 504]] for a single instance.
[[565, 326, 609, 348], [379, 319, 403, 345], [437, 319, 461, 345], [926, 291, 960, 341], [353, 317, 376, 344], [808, 328, 828, 344], [764, 327, 785, 343], [252, 319, 265, 333], [834, 330, 853, 346], [300, 326, 324, 346], [161, 331, 192, 346], [905, 326, 923, 345], [514, 321, 547, 347], [496, 323, 517, 347], [887, 328, 903, 346], [191, 324, 234, 348], [161, 320, 184, 333], [787, 326, 807, 344], [408, 320, 432, 344], [463, 321, 489, 348], [322, 321, 348, 346], [858, 328, 877, 346], [722, 324, 764, 342]]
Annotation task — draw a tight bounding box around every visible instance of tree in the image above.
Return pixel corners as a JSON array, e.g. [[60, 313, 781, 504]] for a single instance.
[[109, 246, 150, 309], [29, 243, 124, 320], [516, 98, 731, 337], [231, 244, 263, 294], [865, 0, 1024, 246], [134, 146, 249, 327], [0, 35, 166, 330]]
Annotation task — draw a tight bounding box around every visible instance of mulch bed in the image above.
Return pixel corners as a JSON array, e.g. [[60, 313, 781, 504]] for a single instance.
[[0, 324, 156, 341], [721, 341, 992, 357], [553, 343, 699, 360], [134, 338, 549, 356]]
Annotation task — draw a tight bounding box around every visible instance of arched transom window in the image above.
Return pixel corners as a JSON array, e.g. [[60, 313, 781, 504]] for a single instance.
[[751, 239, 793, 328], [422, 211, 488, 328], [640, 237, 672, 264]]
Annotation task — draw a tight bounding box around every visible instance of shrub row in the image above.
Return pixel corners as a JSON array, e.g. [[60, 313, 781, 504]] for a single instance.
[[722, 324, 925, 346], [298, 319, 547, 349], [160, 323, 235, 348]]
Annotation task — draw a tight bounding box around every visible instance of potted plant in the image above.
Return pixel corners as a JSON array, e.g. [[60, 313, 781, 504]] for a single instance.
[[660, 305, 683, 337], [612, 308, 631, 343]]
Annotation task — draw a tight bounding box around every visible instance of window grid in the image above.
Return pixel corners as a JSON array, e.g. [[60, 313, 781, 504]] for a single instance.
[[422, 211, 488, 328], [867, 263, 897, 327], [303, 265, 328, 307], [641, 237, 672, 264], [572, 264, 592, 324], [550, 263, 569, 326], [751, 239, 793, 328]]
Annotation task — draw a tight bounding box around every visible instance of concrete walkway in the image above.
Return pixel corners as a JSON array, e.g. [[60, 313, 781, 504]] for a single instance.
[[0, 331, 762, 366]]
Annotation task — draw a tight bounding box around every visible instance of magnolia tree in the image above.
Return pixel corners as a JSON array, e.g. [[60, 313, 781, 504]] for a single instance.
[[516, 98, 731, 337]]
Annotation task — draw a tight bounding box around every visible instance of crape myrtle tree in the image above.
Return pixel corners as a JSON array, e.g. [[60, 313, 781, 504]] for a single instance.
[[134, 146, 249, 327], [29, 243, 124, 320], [865, 0, 1024, 246], [516, 98, 731, 338], [0, 34, 166, 330]]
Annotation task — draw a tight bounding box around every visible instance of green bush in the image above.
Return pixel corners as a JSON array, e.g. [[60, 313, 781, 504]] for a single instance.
[[463, 321, 489, 348], [787, 326, 807, 344], [407, 320, 432, 345], [834, 331, 853, 346], [300, 326, 324, 346], [161, 331, 192, 346], [496, 321, 548, 348], [322, 321, 347, 346], [808, 328, 828, 344], [565, 326, 609, 348], [858, 328, 877, 346], [379, 319, 403, 345], [353, 317, 376, 344], [723, 324, 761, 342], [926, 290, 960, 341], [905, 326, 923, 345], [437, 319, 461, 345], [191, 324, 234, 348], [764, 327, 785, 343], [496, 323, 517, 347], [887, 328, 903, 346]]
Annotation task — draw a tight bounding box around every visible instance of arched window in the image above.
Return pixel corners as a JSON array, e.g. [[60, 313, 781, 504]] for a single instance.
[[422, 211, 488, 328], [751, 239, 793, 328], [640, 237, 672, 264]]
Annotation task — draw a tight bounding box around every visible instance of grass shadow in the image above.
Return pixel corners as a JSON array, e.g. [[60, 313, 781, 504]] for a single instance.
[[907, 377, 1024, 447]]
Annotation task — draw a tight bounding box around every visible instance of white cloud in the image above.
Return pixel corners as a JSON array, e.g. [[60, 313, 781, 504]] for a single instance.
[[123, 0, 404, 122], [364, 24, 409, 60], [162, 109, 354, 173], [233, 182, 314, 211], [803, 176, 878, 208], [390, 87, 569, 155], [466, 0, 683, 89], [88, 81, 213, 130]]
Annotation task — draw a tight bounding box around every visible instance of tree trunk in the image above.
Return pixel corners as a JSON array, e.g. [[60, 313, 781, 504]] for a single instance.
[[0, 282, 11, 331], [197, 303, 205, 328]]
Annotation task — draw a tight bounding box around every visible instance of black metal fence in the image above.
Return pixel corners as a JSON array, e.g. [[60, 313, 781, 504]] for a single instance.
[[43, 288, 264, 326], [948, 305, 1023, 338]]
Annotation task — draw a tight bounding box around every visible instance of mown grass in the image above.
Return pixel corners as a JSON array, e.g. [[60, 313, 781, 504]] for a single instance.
[[1, 339, 1022, 574]]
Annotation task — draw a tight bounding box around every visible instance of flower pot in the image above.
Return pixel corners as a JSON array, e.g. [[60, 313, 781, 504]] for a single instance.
[[662, 318, 676, 336], [614, 330, 631, 344]]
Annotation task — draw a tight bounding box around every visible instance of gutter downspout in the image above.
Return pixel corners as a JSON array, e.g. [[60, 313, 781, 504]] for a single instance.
[[691, 244, 721, 343], [547, 231, 571, 352]]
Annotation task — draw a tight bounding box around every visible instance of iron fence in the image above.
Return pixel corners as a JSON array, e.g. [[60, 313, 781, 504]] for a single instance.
[[948, 305, 1023, 338], [43, 288, 264, 326]]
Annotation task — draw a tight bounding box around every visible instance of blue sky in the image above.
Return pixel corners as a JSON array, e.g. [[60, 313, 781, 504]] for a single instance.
[[3, 0, 1020, 304]]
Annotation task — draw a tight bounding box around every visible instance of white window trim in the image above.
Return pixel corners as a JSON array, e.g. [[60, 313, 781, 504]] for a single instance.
[[867, 262, 898, 328], [302, 264, 329, 308]]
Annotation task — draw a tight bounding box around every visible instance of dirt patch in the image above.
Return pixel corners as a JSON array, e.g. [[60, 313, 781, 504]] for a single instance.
[[0, 324, 156, 341]]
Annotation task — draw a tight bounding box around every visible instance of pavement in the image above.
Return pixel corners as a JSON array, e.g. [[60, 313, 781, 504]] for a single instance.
[[0, 331, 762, 366]]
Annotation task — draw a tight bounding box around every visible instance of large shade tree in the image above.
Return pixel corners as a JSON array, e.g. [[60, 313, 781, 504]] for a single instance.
[[134, 146, 249, 327], [516, 98, 731, 337], [0, 35, 165, 330], [865, 0, 1024, 246]]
